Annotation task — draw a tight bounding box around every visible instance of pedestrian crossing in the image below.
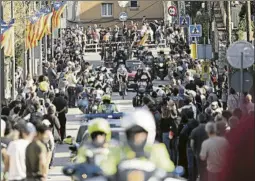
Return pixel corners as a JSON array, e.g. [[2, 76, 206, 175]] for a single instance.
[[48, 99, 134, 181]]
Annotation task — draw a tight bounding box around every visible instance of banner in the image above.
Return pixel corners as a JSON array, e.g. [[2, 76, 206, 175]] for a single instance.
[[43, 12, 53, 35], [1, 19, 15, 57], [52, 2, 67, 29], [138, 33, 149, 46]]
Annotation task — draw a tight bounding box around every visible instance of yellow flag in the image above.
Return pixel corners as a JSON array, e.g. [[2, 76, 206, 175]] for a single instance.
[[138, 33, 149, 46]]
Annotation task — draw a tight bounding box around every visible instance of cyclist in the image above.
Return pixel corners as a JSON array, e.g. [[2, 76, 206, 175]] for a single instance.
[[101, 109, 175, 176], [76, 118, 112, 166], [116, 64, 128, 95], [97, 95, 119, 113]]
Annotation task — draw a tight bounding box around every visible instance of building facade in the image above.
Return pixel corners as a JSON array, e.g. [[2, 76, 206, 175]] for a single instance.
[[77, 1, 165, 27]]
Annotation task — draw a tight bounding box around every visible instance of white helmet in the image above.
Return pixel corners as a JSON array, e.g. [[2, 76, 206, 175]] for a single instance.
[[121, 109, 156, 145]]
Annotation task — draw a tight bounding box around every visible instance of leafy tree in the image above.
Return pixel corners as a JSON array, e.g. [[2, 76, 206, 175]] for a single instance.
[[2, 1, 31, 66], [237, 2, 254, 40]]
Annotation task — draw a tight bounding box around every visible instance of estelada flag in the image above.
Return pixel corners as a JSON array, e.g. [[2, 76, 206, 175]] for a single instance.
[[25, 21, 32, 50], [29, 15, 39, 48], [3, 26, 14, 57], [54, 2, 67, 28], [52, 2, 66, 29], [35, 12, 45, 41], [38, 7, 51, 39], [44, 12, 53, 35]]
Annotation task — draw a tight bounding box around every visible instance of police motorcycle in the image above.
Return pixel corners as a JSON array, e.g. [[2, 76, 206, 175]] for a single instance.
[[63, 162, 185, 181], [155, 50, 168, 80], [68, 112, 124, 164], [132, 74, 150, 107]]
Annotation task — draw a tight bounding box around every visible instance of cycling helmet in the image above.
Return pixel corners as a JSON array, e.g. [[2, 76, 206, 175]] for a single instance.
[[102, 94, 111, 102], [88, 118, 111, 142], [121, 109, 156, 144]]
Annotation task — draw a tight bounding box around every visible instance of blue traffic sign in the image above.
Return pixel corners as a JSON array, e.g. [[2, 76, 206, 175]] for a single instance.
[[179, 16, 190, 26], [189, 24, 202, 37]]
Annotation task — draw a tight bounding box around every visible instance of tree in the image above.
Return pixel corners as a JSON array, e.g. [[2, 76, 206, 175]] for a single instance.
[[2, 1, 31, 66], [237, 2, 255, 40]]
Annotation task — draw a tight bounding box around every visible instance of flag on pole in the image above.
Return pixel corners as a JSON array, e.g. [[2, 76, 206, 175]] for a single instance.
[[0, 19, 15, 57], [3, 26, 14, 57], [38, 7, 51, 39], [52, 2, 66, 29], [44, 12, 53, 35], [29, 15, 39, 48], [25, 21, 32, 50]]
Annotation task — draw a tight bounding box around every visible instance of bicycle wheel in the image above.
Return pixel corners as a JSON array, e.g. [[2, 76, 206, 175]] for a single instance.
[[121, 82, 125, 100]]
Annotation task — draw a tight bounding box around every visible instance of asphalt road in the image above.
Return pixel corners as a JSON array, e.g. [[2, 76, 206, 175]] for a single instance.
[[48, 52, 170, 180]]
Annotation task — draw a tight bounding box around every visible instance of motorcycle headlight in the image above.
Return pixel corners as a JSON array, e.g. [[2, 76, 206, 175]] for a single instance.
[[159, 63, 164, 67]]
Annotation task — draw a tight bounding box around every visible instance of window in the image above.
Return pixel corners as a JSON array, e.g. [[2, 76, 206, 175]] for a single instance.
[[101, 3, 113, 17], [130, 1, 138, 8]]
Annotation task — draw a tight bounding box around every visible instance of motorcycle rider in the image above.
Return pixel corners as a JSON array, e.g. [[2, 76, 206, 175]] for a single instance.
[[116, 64, 128, 95], [97, 95, 119, 113], [101, 109, 175, 176], [76, 118, 112, 166], [115, 47, 128, 68], [134, 66, 152, 91]]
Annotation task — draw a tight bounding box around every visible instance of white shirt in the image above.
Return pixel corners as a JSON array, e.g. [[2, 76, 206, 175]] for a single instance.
[[7, 139, 30, 180]]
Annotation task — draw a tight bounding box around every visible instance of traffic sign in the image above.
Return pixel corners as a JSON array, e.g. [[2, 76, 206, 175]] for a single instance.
[[119, 12, 128, 22], [168, 6, 177, 16], [226, 40, 254, 69], [230, 71, 253, 92], [179, 16, 190, 26], [197, 44, 213, 59], [189, 24, 202, 37]]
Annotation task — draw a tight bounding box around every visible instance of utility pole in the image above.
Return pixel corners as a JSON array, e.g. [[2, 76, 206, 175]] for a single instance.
[[51, 1, 54, 61], [246, 1, 252, 42], [226, 1, 232, 94], [0, 1, 5, 112], [28, 2, 32, 75], [38, 1, 42, 75], [31, 2, 36, 76], [23, 1, 28, 80], [44, 1, 48, 63], [11, 1, 16, 99]]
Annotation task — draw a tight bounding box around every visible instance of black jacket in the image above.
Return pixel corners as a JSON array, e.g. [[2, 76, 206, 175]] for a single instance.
[[180, 118, 199, 148]]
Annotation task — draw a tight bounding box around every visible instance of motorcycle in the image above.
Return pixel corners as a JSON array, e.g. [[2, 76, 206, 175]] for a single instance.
[[63, 160, 185, 181], [144, 55, 155, 80], [155, 56, 167, 80], [133, 81, 148, 107]]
